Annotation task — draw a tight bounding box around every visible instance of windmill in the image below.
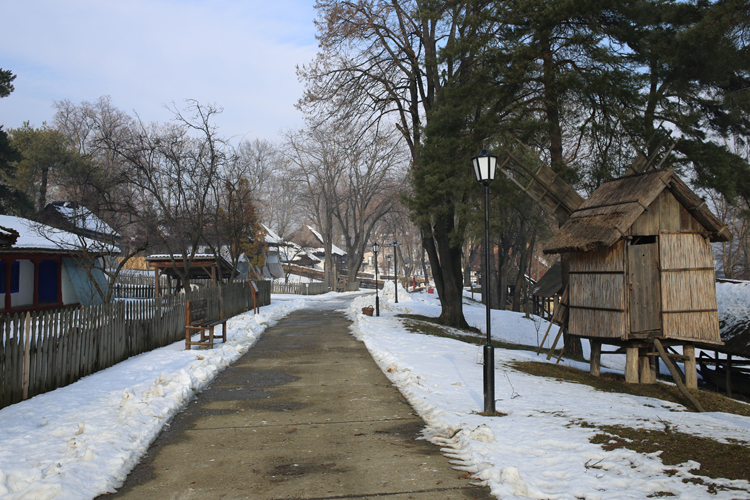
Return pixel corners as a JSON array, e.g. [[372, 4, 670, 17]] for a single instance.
[[495, 130, 730, 410]]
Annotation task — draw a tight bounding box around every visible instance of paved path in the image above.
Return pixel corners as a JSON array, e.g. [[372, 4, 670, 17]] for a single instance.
[[103, 300, 493, 500]]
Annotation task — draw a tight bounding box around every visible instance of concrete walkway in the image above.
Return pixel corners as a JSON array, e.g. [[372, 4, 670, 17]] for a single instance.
[[103, 301, 493, 500]]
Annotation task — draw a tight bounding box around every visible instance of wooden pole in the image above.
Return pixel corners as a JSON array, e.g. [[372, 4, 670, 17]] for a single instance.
[[683, 344, 697, 390], [653, 339, 704, 412], [590, 340, 601, 377]]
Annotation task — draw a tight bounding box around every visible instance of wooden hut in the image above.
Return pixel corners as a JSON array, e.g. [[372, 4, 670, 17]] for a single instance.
[[543, 169, 732, 386]]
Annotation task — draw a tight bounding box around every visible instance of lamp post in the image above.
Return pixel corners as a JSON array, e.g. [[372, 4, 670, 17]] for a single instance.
[[372, 242, 380, 316], [472, 149, 498, 414]]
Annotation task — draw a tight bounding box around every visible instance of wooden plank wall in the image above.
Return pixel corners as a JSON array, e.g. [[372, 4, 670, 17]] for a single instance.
[[568, 241, 627, 339], [660, 233, 721, 343], [0, 280, 270, 410]]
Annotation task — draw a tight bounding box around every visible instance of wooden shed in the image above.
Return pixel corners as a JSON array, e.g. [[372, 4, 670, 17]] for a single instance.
[[543, 169, 732, 385]]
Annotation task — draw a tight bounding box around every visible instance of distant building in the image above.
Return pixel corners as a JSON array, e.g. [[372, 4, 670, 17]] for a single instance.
[[0, 215, 116, 312]]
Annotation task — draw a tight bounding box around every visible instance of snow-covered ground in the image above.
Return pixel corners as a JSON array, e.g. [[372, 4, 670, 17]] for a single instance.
[[348, 283, 750, 499], [1, 286, 749, 499]]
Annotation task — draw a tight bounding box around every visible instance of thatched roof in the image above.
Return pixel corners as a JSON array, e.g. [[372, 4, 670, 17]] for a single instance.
[[544, 170, 732, 254]]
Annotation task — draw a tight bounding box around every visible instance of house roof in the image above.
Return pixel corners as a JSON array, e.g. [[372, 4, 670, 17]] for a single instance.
[[0, 215, 118, 254], [44, 202, 120, 239], [287, 225, 346, 257], [532, 261, 563, 298], [145, 254, 235, 280], [543, 169, 732, 254]]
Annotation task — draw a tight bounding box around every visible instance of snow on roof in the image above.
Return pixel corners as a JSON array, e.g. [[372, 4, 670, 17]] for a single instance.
[[262, 224, 285, 245], [50, 202, 120, 238], [0, 214, 117, 253], [306, 225, 346, 256]]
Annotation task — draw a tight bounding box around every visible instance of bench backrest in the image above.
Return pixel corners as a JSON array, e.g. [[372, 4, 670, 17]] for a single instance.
[[188, 298, 208, 323]]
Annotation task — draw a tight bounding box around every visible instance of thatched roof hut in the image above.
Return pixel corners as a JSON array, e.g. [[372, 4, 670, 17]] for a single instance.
[[545, 170, 731, 255], [543, 169, 730, 346]]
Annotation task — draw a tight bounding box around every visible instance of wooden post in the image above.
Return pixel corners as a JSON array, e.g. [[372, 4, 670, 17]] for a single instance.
[[683, 344, 697, 389], [22, 312, 31, 400], [625, 346, 639, 383], [639, 348, 655, 384], [590, 340, 601, 377], [653, 339, 704, 412]]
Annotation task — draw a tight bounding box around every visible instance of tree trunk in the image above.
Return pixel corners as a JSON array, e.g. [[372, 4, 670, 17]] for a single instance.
[[423, 215, 468, 328]]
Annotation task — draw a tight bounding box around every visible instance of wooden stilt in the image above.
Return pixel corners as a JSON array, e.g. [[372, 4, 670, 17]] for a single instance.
[[590, 340, 601, 377], [625, 346, 639, 383], [639, 348, 655, 384], [683, 344, 697, 390]]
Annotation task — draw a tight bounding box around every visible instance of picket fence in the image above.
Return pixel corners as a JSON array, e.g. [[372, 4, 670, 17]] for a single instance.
[[271, 281, 329, 295], [0, 280, 270, 410]]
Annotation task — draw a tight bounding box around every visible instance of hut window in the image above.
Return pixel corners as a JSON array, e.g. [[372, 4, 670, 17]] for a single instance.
[[630, 235, 657, 245]]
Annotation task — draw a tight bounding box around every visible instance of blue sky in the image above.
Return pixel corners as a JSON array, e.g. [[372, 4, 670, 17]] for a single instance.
[[0, 0, 319, 141]]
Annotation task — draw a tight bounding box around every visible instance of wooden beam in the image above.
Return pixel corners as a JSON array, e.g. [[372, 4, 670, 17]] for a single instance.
[[590, 340, 601, 377], [653, 339, 704, 412], [683, 345, 697, 389]]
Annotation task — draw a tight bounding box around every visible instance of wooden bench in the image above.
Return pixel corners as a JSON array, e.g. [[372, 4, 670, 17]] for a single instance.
[[185, 298, 227, 349]]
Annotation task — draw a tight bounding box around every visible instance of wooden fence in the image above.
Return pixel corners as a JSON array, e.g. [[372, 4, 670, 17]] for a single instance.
[[271, 281, 329, 295], [0, 280, 270, 410]]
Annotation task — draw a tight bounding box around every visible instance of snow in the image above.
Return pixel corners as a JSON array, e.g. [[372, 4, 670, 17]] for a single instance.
[[347, 285, 750, 499], [50, 204, 119, 239], [717, 280, 750, 337], [0, 215, 113, 253], [0, 297, 308, 499], [1, 286, 749, 499]]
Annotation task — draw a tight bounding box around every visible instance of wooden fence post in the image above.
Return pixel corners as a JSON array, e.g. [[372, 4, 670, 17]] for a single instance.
[[22, 312, 31, 400]]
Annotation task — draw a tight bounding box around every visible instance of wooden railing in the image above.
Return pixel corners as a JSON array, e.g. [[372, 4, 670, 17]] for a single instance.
[[0, 280, 270, 410], [271, 281, 329, 295]]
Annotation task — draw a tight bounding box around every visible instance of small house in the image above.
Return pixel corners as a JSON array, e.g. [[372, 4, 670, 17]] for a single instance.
[[286, 225, 347, 273], [0, 215, 116, 312], [543, 169, 731, 385]]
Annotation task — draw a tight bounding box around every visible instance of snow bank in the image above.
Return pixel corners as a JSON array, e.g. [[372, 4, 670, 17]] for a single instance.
[[0, 299, 306, 499]]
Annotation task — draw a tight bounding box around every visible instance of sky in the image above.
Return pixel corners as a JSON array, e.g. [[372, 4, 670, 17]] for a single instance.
[[0, 0, 320, 142]]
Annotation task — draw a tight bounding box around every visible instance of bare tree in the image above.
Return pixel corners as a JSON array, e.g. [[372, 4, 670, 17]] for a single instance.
[[333, 125, 406, 281], [105, 101, 229, 291], [284, 120, 348, 289]]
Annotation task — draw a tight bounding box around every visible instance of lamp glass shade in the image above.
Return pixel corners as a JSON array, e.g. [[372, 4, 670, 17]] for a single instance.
[[372, 242, 379, 253], [471, 150, 498, 184]]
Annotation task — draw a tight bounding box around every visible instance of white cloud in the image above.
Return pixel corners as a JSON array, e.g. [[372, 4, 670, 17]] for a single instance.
[[0, 0, 319, 140]]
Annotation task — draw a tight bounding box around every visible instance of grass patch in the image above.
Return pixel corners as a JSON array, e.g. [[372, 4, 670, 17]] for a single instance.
[[590, 424, 750, 488], [511, 361, 750, 417], [398, 313, 750, 416], [395, 313, 750, 491]]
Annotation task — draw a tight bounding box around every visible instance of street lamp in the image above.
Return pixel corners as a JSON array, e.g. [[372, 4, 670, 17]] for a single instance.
[[372, 242, 380, 316], [472, 148, 498, 414]]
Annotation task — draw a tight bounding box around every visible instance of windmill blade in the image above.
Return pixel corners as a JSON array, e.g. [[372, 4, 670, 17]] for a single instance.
[[498, 141, 584, 224], [624, 124, 675, 176]]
